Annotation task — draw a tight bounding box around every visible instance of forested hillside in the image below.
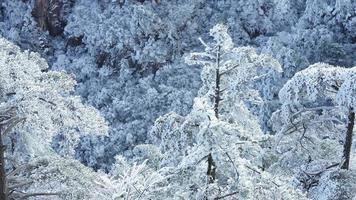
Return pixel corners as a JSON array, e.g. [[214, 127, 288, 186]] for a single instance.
[[0, 0, 355, 199]]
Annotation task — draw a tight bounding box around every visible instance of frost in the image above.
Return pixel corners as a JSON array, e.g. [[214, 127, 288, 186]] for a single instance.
[[0, 37, 108, 158]]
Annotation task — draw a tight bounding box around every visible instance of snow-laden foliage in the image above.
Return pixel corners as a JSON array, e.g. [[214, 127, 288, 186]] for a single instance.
[[0, 1, 355, 199], [185, 24, 282, 132], [309, 170, 356, 200], [0, 37, 113, 199], [145, 93, 307, 199], [0, 37, 108, 158], [270, 63, 356, 199], [108, 155, 165, 200], [1, 0, 354, 171], [10, 156, 112, 200], [137, 24, 306, 199]]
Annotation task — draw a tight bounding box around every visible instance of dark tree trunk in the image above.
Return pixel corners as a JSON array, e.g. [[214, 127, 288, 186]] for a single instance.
[[214, 46, 221, 119], [0, 125, 8, 200], [207, 153, 216, 183], [207, 46, 222, 186], [214, 68, 220, 119], [341, 108, 355, 170]]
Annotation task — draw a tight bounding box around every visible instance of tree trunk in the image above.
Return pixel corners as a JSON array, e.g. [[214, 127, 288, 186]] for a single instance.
[[207, 153, 216, 183], [207, 46, 221, 198], [0, 125, 8, 200], [214, 68, 220, 119], [341, 108, 355, 170], [214, 46, 221, 119]]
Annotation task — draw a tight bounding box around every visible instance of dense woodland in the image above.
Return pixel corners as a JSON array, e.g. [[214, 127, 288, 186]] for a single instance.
[[0, 0, 355, 199]]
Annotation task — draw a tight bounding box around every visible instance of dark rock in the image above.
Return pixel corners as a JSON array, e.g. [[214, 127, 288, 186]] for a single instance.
[[32, 0, 65, 37], [66, 35, 84, 47]]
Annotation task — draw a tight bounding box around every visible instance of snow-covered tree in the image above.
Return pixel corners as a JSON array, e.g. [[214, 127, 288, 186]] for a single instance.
[[147, 104, 307, 199], [0, 3, 354, 199], [0, 37, 109, 199], [270, 63, 356, 198], [144, 24, 305, 199], [108, 155, 166, 200], [183, 24, 281, 191], [185, 24, 282, 129], [7, 155, 113, 200], [1, 0, 353, 172], [0, 37, 108, 158]]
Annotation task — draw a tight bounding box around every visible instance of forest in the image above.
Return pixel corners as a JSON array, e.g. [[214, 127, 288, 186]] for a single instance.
[[0, 0, 355, 199]]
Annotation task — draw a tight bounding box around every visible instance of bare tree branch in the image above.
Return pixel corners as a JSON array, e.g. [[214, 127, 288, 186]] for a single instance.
[[214, 191, 239, 200]]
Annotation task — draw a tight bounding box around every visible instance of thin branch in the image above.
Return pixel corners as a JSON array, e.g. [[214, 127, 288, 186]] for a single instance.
[[298, 123, 310, 152], [198, 37, 210, 50], [4, 156, 19, 169], [8, 181, 33, 190], [216, 143, 239, 180], [38, 98, 57, 106], [220, 64, 239, 77], [214, 191, 239, 200], [18, 192, 59, 199], [290, 106, 339, 120], [245, 165, 260, 174], [2, 117, 25, 136], [303, 163, 339, 176], [6, 162, 35, 178], [196, 154, 209, 165], [244, 165, 280, 187]]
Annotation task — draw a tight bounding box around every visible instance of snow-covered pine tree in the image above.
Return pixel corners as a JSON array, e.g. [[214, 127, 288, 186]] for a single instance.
[[271, 63, 356, 198], [0, 37, 110, 199], [144, 24, 306, 199]]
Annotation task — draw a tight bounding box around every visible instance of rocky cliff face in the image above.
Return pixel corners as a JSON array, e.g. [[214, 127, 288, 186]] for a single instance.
[[0, 0, 3, 22], [32, 0, 66, 36]]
